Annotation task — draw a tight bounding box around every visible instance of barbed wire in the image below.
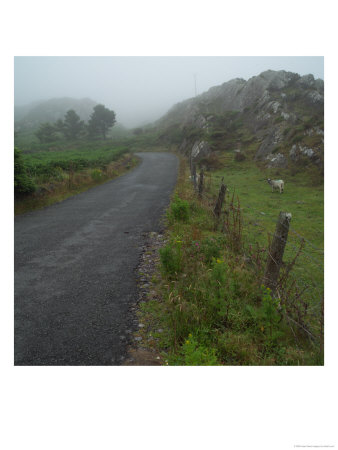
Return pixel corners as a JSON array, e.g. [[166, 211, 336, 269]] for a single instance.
[[191, 174, 324, 264], [190, 171, 324, 336], [200, 173, 324, 246]]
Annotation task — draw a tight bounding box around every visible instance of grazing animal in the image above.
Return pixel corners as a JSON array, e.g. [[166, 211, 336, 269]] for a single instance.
[[267, 178, 284, 193]]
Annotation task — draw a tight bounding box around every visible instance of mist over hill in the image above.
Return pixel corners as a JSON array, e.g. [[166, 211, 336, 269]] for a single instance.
[[14, 97, 98, 132]]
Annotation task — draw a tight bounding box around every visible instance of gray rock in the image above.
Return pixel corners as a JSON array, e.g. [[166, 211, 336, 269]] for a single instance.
[[268, 101, 281, 113], [289, 144, 317, 162], [297, 74, 315, 89], [265, 152, 288, 168], [307, 91, 323, 103], [191, 140, 211, 162], [255, 127, 284, 160]]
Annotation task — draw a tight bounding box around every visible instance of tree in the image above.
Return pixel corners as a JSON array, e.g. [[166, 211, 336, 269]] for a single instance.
[[14, 147, 36, 195], [88, 104, 116, 140], [35, 122, 57, 143], [63, 109, 84, 140], [55, 118, 65, 133]]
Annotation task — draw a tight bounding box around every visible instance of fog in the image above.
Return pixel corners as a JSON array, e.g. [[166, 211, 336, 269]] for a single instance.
[[14, 56, 324, 128]]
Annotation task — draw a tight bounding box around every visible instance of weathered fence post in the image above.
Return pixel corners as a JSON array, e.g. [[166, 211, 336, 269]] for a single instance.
[[263, 211, 292, 293], [192, 163, 197, 190], [214, 179, 227, 220], [198, 169, 204, 198]]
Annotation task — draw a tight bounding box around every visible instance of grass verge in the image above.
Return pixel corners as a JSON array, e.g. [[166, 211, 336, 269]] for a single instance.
[[15, 153, 139, 215], [136, 155, 323, 366]]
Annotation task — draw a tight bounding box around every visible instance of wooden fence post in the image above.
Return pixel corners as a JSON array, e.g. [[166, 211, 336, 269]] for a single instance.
[[263, 211, 292, 293], [198, 169, 204, 198], [192, 163, 197, 190], [214, 179, 227, 220]]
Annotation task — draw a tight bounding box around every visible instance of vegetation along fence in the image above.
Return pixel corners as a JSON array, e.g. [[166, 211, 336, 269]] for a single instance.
[[189, 162, 324, 351]]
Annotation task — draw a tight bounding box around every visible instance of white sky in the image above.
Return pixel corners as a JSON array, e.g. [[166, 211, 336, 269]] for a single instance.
[[14, 56, 324, 127]]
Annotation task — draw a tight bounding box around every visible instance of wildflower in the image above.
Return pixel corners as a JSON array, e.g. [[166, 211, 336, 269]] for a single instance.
[[216, 258, 223, 264]]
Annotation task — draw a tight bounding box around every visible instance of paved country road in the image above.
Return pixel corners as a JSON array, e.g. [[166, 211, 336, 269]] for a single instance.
[[14, 152, 178, 365]]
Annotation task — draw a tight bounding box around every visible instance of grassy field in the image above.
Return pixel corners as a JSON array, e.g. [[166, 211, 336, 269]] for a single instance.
[[136, 152, 324, 366], [207, 154, 324, 296]]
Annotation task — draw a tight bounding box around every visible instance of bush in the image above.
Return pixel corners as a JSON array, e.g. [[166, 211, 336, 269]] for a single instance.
[[14, 147, 36, 195], [169, 334, 218, 365], [169, 195, 190, 222], [159, 242, 182, 276], [234, 151, 246, 162], [91, 168, 104, 182], [199, 237, 222, 264]]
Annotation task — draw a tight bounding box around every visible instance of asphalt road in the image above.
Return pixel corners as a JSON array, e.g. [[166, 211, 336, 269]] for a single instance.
[[14, 152, 178, 365]]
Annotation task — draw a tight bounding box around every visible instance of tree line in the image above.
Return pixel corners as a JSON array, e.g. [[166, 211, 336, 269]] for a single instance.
[[35, 104, 116, 143]]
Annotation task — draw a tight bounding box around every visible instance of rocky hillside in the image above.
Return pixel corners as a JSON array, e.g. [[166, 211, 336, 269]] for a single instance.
[[157, 70, 324, 172], [14, 97, 98, 132]]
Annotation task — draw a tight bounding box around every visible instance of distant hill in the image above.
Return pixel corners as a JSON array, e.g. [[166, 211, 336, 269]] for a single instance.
[[14, 97, 99, 131], [157, 70, 324, 171]]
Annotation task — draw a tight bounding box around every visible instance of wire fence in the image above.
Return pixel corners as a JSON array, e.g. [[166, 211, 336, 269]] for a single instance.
[[189, 165, 324, 343]]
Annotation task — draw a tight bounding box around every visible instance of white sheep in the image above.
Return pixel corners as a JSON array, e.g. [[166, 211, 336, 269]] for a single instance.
[[267, 178, 284, 193]]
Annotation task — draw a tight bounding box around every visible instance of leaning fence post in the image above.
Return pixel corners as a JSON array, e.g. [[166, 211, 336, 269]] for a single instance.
[[263, 211, 292, 293], [214, 178, 227, 220], [198, 169, 204, 198]]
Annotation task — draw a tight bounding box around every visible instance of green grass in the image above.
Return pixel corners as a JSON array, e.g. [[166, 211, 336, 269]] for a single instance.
[[22, 143, 130, 178], [208, 157, 324, 300], [136, 155, 324, 366], [14, 137, 141, 215]]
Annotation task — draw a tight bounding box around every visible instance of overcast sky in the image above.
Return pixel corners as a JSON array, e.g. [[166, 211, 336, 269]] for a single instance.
[[14, 56, 324, 128]]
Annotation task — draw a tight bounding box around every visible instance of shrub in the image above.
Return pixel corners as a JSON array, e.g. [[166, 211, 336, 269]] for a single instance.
[[234, 151, 246, 162], [199, 237, 222, 264], [14, 147, 36, 195], [169, 334, 218, 365], [159, 242, 182, 276], [169, 195, 190, 222], [91, 168, 104, 182]]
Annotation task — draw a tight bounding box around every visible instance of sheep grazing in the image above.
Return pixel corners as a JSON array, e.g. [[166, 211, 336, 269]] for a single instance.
[[267, 178, 284, 193]]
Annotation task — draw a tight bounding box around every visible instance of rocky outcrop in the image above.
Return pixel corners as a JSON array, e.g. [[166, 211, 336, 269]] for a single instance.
[[158, 69, 323, 171], [289, 144, 321, 166], [265, 153, 288, 168], [255, 127, 284, 160], [191, 141, 211, 162]]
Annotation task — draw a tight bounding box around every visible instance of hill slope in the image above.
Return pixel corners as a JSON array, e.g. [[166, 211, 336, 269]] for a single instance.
[[157, 70, 324, 172]]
